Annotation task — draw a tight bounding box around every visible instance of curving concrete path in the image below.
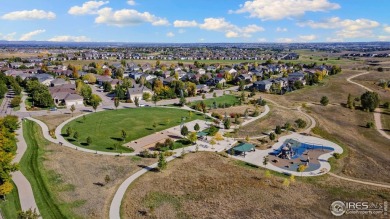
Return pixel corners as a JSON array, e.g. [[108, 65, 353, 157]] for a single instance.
[[327, 172, 390, 189], [347, 72, 390, 140], [12, 120, 40, 215]]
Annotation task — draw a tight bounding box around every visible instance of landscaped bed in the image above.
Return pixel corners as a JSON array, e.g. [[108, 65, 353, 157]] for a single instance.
[[62, 107, 205, 152]]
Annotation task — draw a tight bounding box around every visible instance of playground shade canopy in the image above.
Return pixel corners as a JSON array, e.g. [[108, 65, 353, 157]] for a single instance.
[[197, 132, 208, 137], [233, 143, 255, 153]]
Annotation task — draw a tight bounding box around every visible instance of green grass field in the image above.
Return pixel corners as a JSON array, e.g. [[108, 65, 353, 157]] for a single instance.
[[21, 120, 80, 219], [190, 95, 240, 108], [62, 107, 205, 152], [0, 181, 22, 219]]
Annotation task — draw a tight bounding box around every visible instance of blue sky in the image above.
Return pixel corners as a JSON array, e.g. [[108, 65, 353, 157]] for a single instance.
[[0, 0, 389, 43]]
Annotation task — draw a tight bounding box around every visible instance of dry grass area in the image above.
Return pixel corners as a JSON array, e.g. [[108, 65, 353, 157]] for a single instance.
[[34, 112, 82, 131], [353, 71, 390, 102], [380, 109, 390, 134], [0, 52, 49, 59], [268, 70, 390, 183], [43, 142, 156, 218], [122, 152, 389, 219], [235, 105, 309, 138], [34, 112, 157, 218]]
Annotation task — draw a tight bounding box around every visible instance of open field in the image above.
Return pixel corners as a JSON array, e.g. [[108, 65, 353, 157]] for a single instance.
[[234, 104, 309, 138], [0, 181, 21, 219], [35, 112, 82, 131], [0, 52, 49, 59], [381, 109, 390, 134], [62, 107, 204, 152], [258, 70, 390, 183], [23, 120, 156, 218], [352, 71, 390, 102], [121, 152, 389, 218], [190, 95, 240, 108]]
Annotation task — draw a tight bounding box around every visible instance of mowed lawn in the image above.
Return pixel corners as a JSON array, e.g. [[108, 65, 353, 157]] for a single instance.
[[62, 107, 205, 152], [191, 95, 240, 108]]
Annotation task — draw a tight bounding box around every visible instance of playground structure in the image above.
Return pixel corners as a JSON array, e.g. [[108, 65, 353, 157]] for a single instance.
[[271, 138, 334, 160]]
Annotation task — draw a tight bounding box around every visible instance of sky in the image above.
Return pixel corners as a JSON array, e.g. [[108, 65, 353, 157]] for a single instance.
[[0, 0, 389, 43]]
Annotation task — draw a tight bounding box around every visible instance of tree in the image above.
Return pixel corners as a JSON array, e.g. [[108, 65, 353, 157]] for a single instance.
[[179, 96, 186, 106], [347, 93, 355, 109], [283, 178, 290, 187], [134, 97, 140, 107], [104, 175, 110, 185], [275, 125, 282, 135], [213, 92, 217, 97], [0, 81, 7, 99], [263, 156, 269, 166], [121, 129, 127, 142], [269, 132, 276, 141], [157, 152, 167, 171], [103, 81, 112, 92], [114, 97, 120, 109], [18, 208, 40, 219], [70, 104, 76, 117], [73, 131, 79, 140], [86, 136, 92, 145], [295, 119, 307, 129], [210, 138, 216, 149], [194, 123, 200, 132], [181, 125, 189, 137], [10, 96, 21, 108], [284, 122, 292, 131], [151, 93, 159, 106], [361, 91, 380, 112], [320, 96, 329, 106], [202, 94, 206, 99], [90, 94, 102, 112], [66, 127, 73, 137], [188, 132, 197, 144], [82, 73, 97, 84], [223, 118, 231, 129], [142, 92, 151, 101]]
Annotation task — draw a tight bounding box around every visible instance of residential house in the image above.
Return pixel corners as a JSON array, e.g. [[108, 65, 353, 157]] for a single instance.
[[50, 78, 69, 87], [34, 74, 54, 86], [287, 72, 306, 85], [126, 85, 153, 101], [251, 80, 273, 92]]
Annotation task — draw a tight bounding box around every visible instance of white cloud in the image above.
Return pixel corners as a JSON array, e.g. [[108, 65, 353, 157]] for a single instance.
[[127, 0, 136, 5], [298, 34, 316, 41], [378, 35, 390, 41], [226, 31, 239, 38], [276, 38, 294, 43], [299, 17, 380, 39], [326, 37, 344, 42], [178, 29, 186, 34], [384, 25, 390, 33], [276, 27, 287, 32], [166, 32, 175, 37], [68, 1, 109, 15], [199, 17, 264, 38], [0, 32, 16, 41], [48, 35, 91, 42], [231, 0, 340, 20], [299, 17, 380, 31], [1, 9, 56, 20], [20, 29, 46, 41], [173, 20, 198, 28], [95, 7, 169, 26], [257, 38, 267, 42]]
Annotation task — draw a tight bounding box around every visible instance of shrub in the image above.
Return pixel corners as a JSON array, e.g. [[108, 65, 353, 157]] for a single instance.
[[275, 125, 282, 135], [126, 99, 133, 103], [269, 132, 276, 141], [366, 122, 374, 128], [139, 150, 158, 158], [10, 96, 22, 108], [252, 110, 260, 117], [295, 119, 307, 129], [211, 112, 223, 120], [383, 102, 390, 109], [208, 126, 219, 136], [320, 96, 329, 106], [333, 153, 341, 159]]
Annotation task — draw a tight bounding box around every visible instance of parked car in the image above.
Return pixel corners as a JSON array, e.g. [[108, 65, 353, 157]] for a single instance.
[[50, 107, 57, 111]]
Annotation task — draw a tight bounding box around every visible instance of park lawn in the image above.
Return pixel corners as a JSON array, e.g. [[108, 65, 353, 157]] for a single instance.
[[21, 120, 80, 219], [190, 95, 240, 108], [0, 181, 22, 219], [62, 107, 205, 152]]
